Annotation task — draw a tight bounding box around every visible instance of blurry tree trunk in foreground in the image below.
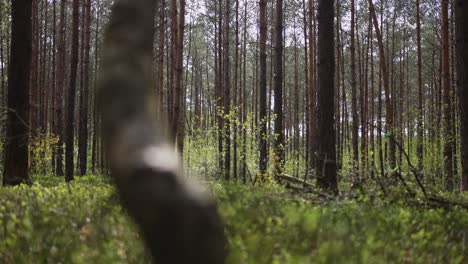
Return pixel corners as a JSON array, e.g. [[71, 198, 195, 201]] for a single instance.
[[97, 0, 226, 262], [3, 0, 32, 186], [316, 0, 338, 194], [457, 0, 468, 191]]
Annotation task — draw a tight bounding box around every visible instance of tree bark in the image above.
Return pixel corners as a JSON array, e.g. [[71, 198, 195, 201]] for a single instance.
[[3, 0, 33, 186], [55, 0, 66, 176], [442, 0, 454, 191], [223, 0, 231, 180], [273, 0, 284, 179], [65, 0, 80, 182], [316, 0, 337, 194], [368, 0, 395, 171], [97, 0, 226, 262], [308, 0, 317, 171], [174, 0, 185, 155], [258, 0, 268, 180], [350, 0, 359, 177], [78, 0, 92, 176], [416, 0, 424, 171], [456, 0, 468, 191]]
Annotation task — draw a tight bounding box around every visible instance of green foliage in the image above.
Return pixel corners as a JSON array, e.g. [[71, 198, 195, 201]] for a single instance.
[[30, 133, 59, 175], [0, 176, 467, 263], [0, 176, 147, 263], [216, 183, 468, 264]]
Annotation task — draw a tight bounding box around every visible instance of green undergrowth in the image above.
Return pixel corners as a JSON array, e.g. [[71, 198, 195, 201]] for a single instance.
[[0, 175, 467, 263]]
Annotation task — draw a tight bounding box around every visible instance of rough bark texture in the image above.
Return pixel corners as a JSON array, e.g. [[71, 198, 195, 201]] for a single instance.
[[316, 0, 338, 194], [3, 0, 33, 186], [456, 0, 468, 191], [97, 0, 226, 262]]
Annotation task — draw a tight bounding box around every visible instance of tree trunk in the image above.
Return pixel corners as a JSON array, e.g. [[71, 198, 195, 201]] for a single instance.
[[78, 0, 92, 176], [3, 0, 33, 186], [157, 0, 165, 113], [316, 0, 337, 194], [350, 0, 359, 177], [457, 0, 468, 191], [55, 0, 66, 176], [273, 0, 284, 179], [368, 0, 395, 171], [223, 0, 231, 180], [174, 0, 185, 154], [308, 0, 317, 171], [442, 0, 454, 191], [258, 0, 268, 180], [65, 0, 80, 182], [416, 0, 424, 171], [97, 0, 226, 262]]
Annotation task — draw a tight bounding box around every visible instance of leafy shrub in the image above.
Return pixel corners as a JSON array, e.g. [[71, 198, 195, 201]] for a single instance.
[[0, 176, 467, 263]]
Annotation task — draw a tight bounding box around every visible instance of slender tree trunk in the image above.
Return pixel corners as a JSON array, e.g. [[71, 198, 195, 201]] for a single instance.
[[308, 0, 317, 171], [65, 0, 80, 182], [216, 0, 224, 176], [78, 0, 91, 176], [91, 0, 100, 174], [158, 0, 166, 112], [0, 5, 5, 128], [56, 0, 66, 176], [301, 0, 310, 176], [442, 0, 454, 190], [335, 0, 341, 170], [293, 18, 300, 174], [416, 0, 424, 171], [316, 0, 337, 194], [350, 0, 359, 177], [30, 0, 37, 136], [3, 0, 33, 186], [456, 0, 468, 191], [258, 0, 268, 180], [174, 0, 185, 154], [241, 0, 248, 182], [223, 0, 231, 180], [233, 0, 239, 180], [273, 0, 284, 179], [51, 0, 57, 171], [369, 0, 395, 171]]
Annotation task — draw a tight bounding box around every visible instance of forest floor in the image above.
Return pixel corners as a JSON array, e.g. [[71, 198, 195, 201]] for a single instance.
[[0, 175, 467, 263]]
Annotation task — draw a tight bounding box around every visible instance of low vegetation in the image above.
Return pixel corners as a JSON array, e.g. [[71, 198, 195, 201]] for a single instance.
[[0, 175, 466, 263]]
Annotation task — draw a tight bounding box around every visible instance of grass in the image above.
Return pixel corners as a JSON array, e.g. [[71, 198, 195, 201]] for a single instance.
[[0, 175, 466, 263]]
